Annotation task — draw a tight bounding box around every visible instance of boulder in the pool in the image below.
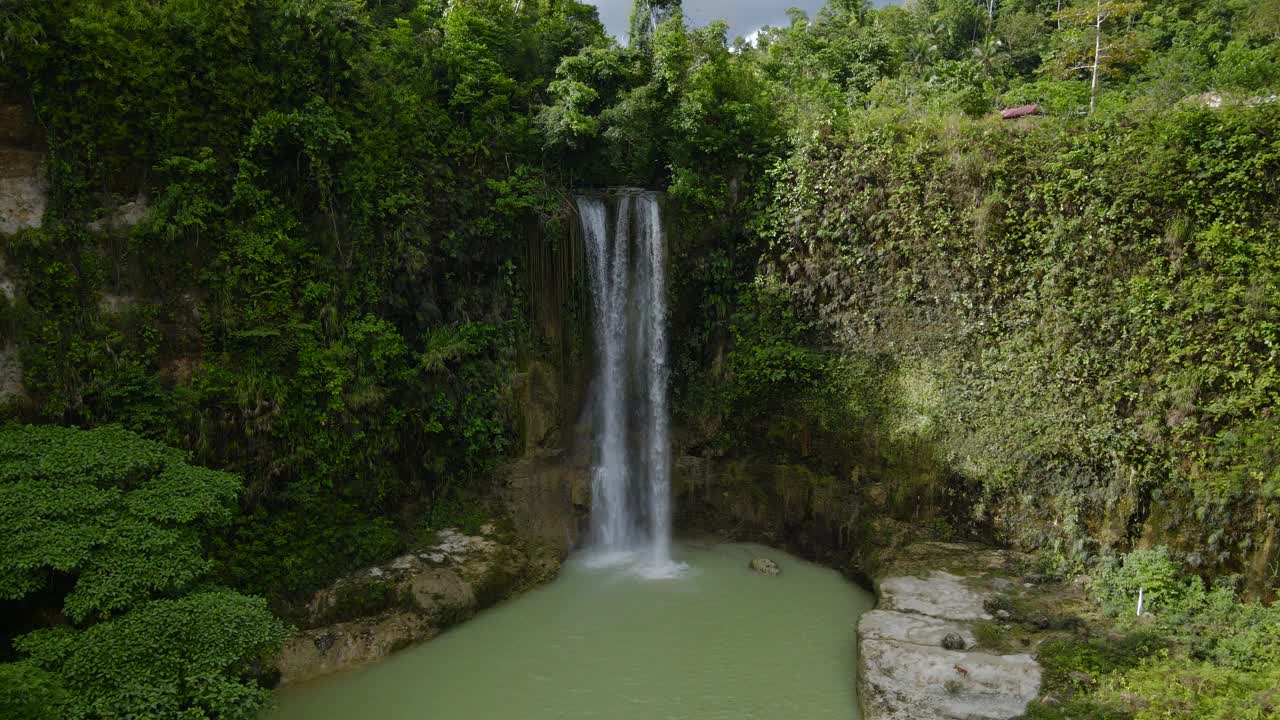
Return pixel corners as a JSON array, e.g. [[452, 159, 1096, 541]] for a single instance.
[[749, 557, 781, 576]]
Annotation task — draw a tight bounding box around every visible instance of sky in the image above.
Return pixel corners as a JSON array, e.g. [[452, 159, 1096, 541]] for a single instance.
[[588, 1, 899, 43]]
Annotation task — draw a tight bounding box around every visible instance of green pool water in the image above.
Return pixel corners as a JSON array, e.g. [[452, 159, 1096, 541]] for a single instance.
[[269, 541, 874, 720]]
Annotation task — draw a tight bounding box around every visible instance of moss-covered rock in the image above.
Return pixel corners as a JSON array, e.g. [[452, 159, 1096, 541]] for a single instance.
[[275, 525, 562, 685]]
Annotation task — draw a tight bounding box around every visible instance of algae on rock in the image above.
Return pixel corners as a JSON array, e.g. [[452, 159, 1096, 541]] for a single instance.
[[276, 527, 562, 685]]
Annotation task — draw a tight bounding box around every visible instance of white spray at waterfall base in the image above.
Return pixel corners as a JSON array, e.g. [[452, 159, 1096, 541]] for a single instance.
[[577, 191, 685, 579]]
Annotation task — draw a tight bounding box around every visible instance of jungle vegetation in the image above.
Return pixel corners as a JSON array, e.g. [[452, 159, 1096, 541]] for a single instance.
[[0, 0, 1277, 717]]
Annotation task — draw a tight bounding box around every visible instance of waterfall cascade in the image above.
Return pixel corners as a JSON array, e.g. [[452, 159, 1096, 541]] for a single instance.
[[576, 190, 679, 576]]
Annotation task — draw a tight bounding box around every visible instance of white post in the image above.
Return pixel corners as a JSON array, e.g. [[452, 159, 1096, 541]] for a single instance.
[[1136, 586, 1145, 616], [1090, 0, 1103, 114]]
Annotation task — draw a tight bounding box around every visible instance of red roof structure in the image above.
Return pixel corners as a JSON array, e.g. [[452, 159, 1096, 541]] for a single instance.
[[1000, 103, 1041, 120]]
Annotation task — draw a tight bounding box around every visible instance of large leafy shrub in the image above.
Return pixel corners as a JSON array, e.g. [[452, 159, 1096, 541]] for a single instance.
[[0, 425, 286, 719], [0, 424, 239, 621], [13, 591, 286, 720], [1092, 546, 1196, 617]]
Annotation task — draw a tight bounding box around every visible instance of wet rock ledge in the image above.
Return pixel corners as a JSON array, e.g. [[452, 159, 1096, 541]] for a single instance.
[[858, 542, 1052, 720], [276, 526, 559, 685]]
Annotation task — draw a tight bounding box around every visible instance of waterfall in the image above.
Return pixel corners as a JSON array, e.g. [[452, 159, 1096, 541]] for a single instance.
[[577, 190, 678, 575]]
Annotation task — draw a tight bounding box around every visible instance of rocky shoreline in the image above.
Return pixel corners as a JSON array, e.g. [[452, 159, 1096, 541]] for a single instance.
[[272, 471, 1068, 720], [858, 542, 1041, 720], [857, 541, 1106, 720], [275, 526, 561, 685]]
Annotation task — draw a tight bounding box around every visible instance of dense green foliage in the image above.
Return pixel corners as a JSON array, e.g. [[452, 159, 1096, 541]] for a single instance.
[[672, 0, 1279, 591], [2, 0, 1279, 715], [2, 0, 609, 602], [1, 425, 239, 621], [14, 592, 287, 720], [0, 425, 286, 719], [764, 104, 1280, 573], [538, 8, 778, 205], [1029, 546, 1280, 719]]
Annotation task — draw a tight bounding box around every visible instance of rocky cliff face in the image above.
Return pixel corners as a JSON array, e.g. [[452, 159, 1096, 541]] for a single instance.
[[0, 92, 41, 406], [671, 453, 961, 581], [0, 256, 20, 404], [0, 340, 20, 405], [0, 91, 45, 236], [502, 455, 590, 553]]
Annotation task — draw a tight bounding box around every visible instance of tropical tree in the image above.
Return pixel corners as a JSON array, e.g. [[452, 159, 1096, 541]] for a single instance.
[[971, 33, 1006, 80], [0, 425, 287, 719], [629, 0, 681, 50], [1050, 0, 1146, 112], [907, 31, 941, 76]]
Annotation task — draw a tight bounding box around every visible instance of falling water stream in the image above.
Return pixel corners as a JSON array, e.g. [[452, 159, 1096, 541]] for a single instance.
[[577, 190, 676, 574]]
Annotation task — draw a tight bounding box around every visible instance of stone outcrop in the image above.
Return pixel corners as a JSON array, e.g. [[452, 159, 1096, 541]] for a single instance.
[[87, 195, 149, 233], [877, 572, 995, 622], [275, 527, 560, 685], [0, 95, 46, 235], [857, 542, 1043, 720]]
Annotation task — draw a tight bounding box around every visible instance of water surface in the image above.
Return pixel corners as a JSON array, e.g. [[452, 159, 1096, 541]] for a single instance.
[[270, 542, 873, 720]]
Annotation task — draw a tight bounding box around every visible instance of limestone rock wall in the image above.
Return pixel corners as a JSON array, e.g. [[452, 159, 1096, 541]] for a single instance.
[[0, 255, 22, 403], [491, 212, 595, 561], [0, 90, 39, 404], [671, 454, 953, 579], [0, 91, 46, 235], [0, 341, 21, 404], [502, 456, 590, 555]]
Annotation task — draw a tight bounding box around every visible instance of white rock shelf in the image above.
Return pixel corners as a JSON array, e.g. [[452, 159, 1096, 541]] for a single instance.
[[857, 568, 1042, 720]]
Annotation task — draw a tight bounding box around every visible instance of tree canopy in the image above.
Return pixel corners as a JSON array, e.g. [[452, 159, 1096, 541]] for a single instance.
[[0, 425, 286, 719], [1, 425, 240, 620]]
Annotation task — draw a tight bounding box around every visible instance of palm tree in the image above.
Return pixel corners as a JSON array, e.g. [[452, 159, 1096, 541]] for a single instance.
[[971, 34, 1005, 80], [906, 32, 938, 77]]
